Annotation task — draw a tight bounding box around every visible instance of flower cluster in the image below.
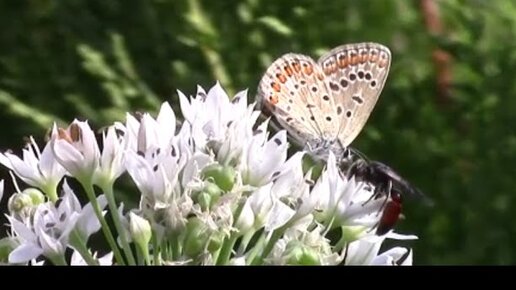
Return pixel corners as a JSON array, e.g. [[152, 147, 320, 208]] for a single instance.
[[0, 83, 416, 265]]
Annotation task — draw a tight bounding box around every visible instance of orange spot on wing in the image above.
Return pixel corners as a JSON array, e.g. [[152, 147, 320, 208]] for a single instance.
[[284, 65, 293, 77], [350, 53, 359, 65], [338, 55, 348, 68], [269, 94, 279, 105], [292, 62, 301, 73], [303, 64, 313, 75], [359, 51, 368, 63], [277, 73, 287, 83], [271, 82, 281, 92]]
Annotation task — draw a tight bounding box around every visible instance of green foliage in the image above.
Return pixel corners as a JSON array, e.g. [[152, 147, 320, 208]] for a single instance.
[[0, 0, 515, 264]]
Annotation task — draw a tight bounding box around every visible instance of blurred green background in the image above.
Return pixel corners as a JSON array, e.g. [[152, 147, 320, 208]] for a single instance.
[[1, 0, 516, 264]]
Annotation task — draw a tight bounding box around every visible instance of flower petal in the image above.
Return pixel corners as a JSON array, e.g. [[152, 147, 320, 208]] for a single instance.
[[9, 244, 43, 264]]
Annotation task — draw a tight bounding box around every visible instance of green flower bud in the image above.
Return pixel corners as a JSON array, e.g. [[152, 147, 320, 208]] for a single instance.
[[0, 238, 18, 263], [8, 193, 33, 214], [192, 182, 222, 211], [202, 164, 236, 191], [285, 244, 320, 265], [183, 217, 209, 257], [196, 192, 212, 211], [22, 188, 45, 206], [129, 212, 152, 248], [207, 232, 224, 253], [203, 182, 223, 198]]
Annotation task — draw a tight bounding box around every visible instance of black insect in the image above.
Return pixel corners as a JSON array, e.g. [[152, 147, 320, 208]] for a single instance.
[[346, 158, 428, 202], [342, 149, 432, 235]]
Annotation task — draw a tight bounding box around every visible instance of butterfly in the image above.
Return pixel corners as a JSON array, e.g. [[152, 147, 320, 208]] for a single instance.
[[256, 42, 391, 160]]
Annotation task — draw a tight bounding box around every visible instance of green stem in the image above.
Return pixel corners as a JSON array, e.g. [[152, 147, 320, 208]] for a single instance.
[[170, 233, 180, 260], [48, 254, 67, 266], [237, 229, 255, 255], [255, 232, 281, 265], [81, 181, 125, 265], [43, 183, 59, 203], [101, 183, 136, 265], [334, 233, 348, 253], [214, 196, 247, 264], [135, 245, 144, 265], [252, 224, 290, 265], [69, 229, 99, 265], [136, 242, 151, 265], [152, 231, 159, 265], [245, 233, 266, 265], [215, 234, 238, 265], [162, 242, 170, 261]]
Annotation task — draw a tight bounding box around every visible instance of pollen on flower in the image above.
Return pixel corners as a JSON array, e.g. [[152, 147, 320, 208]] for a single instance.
[[57, 128, 74, 143], [57, 123, 82, 144]]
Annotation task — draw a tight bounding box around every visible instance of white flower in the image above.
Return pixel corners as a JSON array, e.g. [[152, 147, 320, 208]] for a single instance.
[[239, 127, 289, 186], [0, 135, 65, 198], [372, 247, 413, 265], [94, 126, 126, 186], [311, 152, 386, 237], [343, 235, 414, 265], [264, 152, 313, 232], [51, 120, 101, 182], [121, 108, 194, 236], [118, 102, 177, 153], [8, 182, 106, 264], [178, 83, 260, 164]]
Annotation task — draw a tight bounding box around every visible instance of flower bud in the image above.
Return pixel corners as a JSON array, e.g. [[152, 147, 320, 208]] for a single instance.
[[0, 237, 18, 263], [285, 243, 320, 265], [202, 164, 236, 191], [8, 192, 33, 214], [207, 232, 224, 253], [129, 212, 152, 248], [22, 188, 45, 206], [192, 182, 222, 211], [183, 217, 209, 258], [234, 201, 254, 235]]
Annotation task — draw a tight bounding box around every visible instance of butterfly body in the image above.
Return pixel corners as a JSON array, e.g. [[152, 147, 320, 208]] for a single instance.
[[257, 42, 391, 160]]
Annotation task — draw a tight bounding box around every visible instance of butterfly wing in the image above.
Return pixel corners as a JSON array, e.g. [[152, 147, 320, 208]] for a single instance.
[[257, 53, 338, 147], [317, 42, 391, 148]]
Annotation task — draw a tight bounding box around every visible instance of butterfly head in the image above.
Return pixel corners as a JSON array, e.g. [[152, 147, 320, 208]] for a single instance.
[[304, 137, 349, 162]]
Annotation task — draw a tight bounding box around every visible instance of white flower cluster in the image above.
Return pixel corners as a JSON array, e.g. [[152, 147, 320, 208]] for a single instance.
[[0, 83, 416, 265]]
